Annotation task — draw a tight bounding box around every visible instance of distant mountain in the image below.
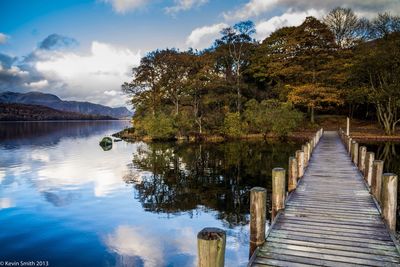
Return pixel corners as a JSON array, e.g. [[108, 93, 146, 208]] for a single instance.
[[0, 103, 116, 121], [0, 91, 132, 119]]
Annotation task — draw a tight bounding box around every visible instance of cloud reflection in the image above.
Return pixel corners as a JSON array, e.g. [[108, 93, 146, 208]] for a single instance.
[[106, 225, 164, 267]]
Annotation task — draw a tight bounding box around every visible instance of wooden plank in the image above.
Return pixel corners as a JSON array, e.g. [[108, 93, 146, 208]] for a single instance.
[[259, 247, 400, 266], [267, 237, 400, 257], [268, 232, 398, 252], [263, 242, 400, 263], [274, 223, 392, 239]]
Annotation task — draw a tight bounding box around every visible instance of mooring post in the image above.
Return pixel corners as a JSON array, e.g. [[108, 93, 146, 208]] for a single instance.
[[288, 157, 298, 192], [249, 187, 267, 257], [310, 139, 314, 154], [365, 152, 375, 186], [346, 117, 350, 136], [197, 227, 226, 267], [272, 168, 286, 219], [302, 144, 309, 167], [381, 173, 398, 232], [358, 146, 367, 174], [351, 141, 359, 165], [307, 142, 311, 159], [347, 137, 352, 155], [371, 160, 384, 203], [295, 150, 304, 179]]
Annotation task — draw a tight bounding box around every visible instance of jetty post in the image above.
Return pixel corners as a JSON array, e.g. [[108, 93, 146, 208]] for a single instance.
[[272, 168, 286, 219], [371, 160, 384, 203], [197, 228, 226, 267], [381, 173, 398, 231], [249, 187, 267, 257]]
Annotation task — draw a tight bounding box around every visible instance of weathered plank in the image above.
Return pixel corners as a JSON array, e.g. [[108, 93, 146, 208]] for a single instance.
[[249, 131, 400, 266]]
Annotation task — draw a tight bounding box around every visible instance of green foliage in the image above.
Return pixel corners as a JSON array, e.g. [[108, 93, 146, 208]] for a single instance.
[[141, 113, 177, 140], [223, 112, 246, 138], [244, 100, 303, 137]]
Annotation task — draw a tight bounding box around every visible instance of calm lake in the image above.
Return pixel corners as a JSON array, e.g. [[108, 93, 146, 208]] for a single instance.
[[0, 121, 302, 267]]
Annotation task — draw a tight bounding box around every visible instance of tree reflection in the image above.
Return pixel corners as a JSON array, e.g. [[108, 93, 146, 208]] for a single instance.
[[125, 140, 300, 227]]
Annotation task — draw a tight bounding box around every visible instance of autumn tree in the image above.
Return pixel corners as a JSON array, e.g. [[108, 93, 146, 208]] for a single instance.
[[288, 84, 343, 123]]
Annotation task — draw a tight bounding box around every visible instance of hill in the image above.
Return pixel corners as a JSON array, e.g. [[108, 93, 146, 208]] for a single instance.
[[0, 103, 116, 121], [0, 91, 132, 119]]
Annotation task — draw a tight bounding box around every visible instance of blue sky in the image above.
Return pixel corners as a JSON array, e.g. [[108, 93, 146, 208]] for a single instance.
[[0, 0, 399, 107]]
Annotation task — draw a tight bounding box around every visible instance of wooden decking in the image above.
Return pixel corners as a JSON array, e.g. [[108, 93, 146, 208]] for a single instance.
[[249, 131, 400, 267]]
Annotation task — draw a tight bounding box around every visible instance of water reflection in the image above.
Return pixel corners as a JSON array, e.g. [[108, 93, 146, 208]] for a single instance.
[[0, 121, 301, 266], [125, 141, 300, 227]]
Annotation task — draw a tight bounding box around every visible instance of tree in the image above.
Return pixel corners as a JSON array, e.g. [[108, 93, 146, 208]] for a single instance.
[[288, 84, 343, 123], [323, 7, 361, 48], [214, 21, 256, 112], [369, 13, 400, 39], [243, 99, 303, 137], [122, 50, 166, 117], [352, 33, 400, 135]]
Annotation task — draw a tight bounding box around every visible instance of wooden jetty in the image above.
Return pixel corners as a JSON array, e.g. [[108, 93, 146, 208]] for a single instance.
[[248, 130, 400, 267]]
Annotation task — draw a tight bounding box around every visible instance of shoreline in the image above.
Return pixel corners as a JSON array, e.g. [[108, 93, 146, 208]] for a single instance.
[[113, 127, 400, 144]]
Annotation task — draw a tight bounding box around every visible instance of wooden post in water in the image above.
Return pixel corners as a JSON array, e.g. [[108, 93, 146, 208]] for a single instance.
[[288, 157, 298, 192], [371, 160, 384, 203], [347, 137, 352, 155], [302, 145, 309, 167], [197, 227, 226, 267], [351, 141, 359, 165], [346, 117, 350, 136], [381, 173, 398, 232], [310, 139, 314, 154], [249, 187, 267, 257], [307, 142, 311, 159], [365, 152, 375, 186], [358, 146, 367, 174], [272, 168, 286, 220], [295, 150, 304, 179]]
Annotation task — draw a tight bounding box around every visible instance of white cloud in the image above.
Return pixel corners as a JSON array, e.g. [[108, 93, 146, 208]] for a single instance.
[[24, 79, 49, 89], [102, 0, 150, 13], [224, 0, 400, 21], [165, 0, 208, 15], [186, 23, 228, 50], [0, 170, 5, 183], [0, 65, 29, 77], [255, 9, 322, 40], [106, 226, 164, 267], [0, 198, 14, 209], [35, 41, 141, 107], [104, 90, 119, 96], [0, 33, 9, 44], [223, 0, 278, 21]]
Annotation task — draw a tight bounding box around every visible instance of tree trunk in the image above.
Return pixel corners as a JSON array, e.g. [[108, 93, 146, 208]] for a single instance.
[[311, 106, 315, 124]]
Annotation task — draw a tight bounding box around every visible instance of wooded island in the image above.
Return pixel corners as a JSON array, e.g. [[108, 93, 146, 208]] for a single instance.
[[121, 8, 400, 140]]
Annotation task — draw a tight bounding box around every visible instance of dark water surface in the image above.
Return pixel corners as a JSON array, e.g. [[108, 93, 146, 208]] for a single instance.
[[0, 121, 301, 267]]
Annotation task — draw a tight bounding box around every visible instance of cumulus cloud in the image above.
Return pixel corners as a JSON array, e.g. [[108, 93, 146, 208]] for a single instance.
[[223, 0, 278, 21], [225, 0, 400, 21], [165, 0, 208, 15], [24, 79, 49, 89], [255, 9, 322, 40], [34, 41, 140, 106], [186, 23, 228, 49], [102, 0, 150, 13], [0, 33, 9, 44], [0, 34, 140, 107]]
